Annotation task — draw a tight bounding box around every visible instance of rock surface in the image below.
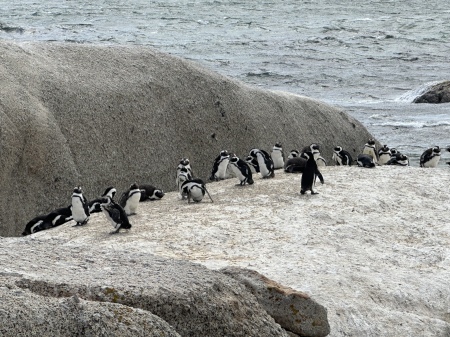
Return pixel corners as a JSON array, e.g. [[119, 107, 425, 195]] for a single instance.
[[222, 266, 330, 337], [412, 80, 450, 103], [0, 40, 374, 236], [0, 237, 291, 337]]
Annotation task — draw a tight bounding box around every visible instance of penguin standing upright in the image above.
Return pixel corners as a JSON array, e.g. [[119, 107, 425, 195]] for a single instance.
[[177, 167, 193, 199], [71, 187, 90, 226], [210, 150, 230, 181], [362, 139, 378, 163], [420, 146, 441, 167], [119, 183, 141, 215], [332, 146, 353, 166], [378, 145, 391, 165], [245, 155, 259, 174], [271, 143, 284, 169], [88, 187, 117, 214], [249, 149, 275, 178], [300, 151, 323, 195], [181, 178, 214, 203], [100, 197, 132, 234], [228, 154, 254, 186]]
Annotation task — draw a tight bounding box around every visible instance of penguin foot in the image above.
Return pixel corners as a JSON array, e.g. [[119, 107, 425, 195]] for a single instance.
[[109, 229, 120, 235]]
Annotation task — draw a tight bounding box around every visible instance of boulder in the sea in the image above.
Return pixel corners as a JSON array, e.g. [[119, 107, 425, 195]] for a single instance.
[[412, 80, 450, 103]]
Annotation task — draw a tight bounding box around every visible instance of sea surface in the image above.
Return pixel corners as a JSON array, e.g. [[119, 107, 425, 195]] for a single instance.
[[1, 0, 449, 166]]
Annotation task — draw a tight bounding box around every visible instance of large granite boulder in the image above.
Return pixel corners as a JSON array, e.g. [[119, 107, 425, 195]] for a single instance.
[[0, 40, 374, 236], [222, 267, 330, 337], [0, 236, 291, 337], [412, 80, 450, 103]]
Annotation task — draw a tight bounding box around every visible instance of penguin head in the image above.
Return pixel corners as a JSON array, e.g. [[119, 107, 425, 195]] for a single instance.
[[99, 196, 112, 206], [229, 155, 239, 163], [220, 150, 229, 157], [432, 146, 441, 154], [179, 158, 190, 166], [334, 146, 343, 153], [310, 143, 320, 152], [274, 142, 282, 148], [367, 139, 376, 145], [154, 190, 165, 199], [102, 187, 117, 199], [73, 186, 82, 194], [288, 150, 299, 158], [129, 182, 139, 190], [302, 152, 313, 161], [380, 145, 389, 152], [390, 148, 398, 155]]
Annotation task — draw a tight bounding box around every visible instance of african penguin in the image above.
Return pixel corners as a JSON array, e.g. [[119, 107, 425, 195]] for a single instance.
[[420, 146, 441, 167], [181, 178, 214, 203], [332, 146, 353, 166], [287, 150, 300, 159], [249, 148, 275, 178], [301, 143, 326, 167], [176, 158, 194, 188], [100, 197, 132, 234], [386, 153, 410, 166], [378, 145, 391, 165], [300, 151, 323, 195], [119, 183, 141, 215], [284, 157, 307, 173], [45, 206, 73, 228], [390, 148, 399, 156], [357, 154, 376, 168], [177, 167, 193, 199], [210, 150, 231, 181], [362, 139, 378, 163], [245, 155, 259, 174], [228, 154, 254, 186], [271, 143, 285, 169], [71, 187, 90, 226], [22, 215, 52, 236], [88, 187, 117, 214], [139, 184, 165, 201]]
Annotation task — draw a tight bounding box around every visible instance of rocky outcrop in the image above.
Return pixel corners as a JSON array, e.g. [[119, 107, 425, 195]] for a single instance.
[[0, 40, 375, 236], [0, 236, 293, 337], [412, 80, 450, 103], [222, 267, 330, 337]]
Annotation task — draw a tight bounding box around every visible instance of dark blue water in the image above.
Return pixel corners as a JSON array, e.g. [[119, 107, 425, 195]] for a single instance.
[[1, 0, 449, 165]]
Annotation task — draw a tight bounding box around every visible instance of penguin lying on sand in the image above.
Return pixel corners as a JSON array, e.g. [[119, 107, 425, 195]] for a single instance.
[[22, 206, 73, 236], [139, 185, 165, 201], [386, 153, 409, 166], [357, 154, 376, 168]]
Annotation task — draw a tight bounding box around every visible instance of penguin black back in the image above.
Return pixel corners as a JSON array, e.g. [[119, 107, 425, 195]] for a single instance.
[[300, 151, 323, 195]]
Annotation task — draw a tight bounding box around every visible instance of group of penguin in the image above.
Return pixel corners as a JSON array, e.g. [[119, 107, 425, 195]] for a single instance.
[[22, 139, 449, 236], [22, 184, 165, 236]]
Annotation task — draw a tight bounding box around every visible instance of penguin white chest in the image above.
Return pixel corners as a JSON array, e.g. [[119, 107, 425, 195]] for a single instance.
[[124, 192, 141, 215], [216, 159, 230, 178], [256, 153, 269, 176], [424, 155, 440, 168], [271, 150, 284, 169], [72, 198, 88, 222], [230, 164, 244, 180]]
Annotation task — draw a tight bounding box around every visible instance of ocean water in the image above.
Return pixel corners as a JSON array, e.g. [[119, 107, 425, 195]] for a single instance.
[[1, 0, 449, 166]]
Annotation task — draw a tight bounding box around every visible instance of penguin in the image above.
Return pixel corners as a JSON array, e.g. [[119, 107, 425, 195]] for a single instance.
[[209, 150, 231, 181], [420, 146, 441, 167], [357, 154, 376, 168], [300, 151, 323, 195], [284, 156, 307, 173], [71, 187, 90, 226], [22, 214, 52, 236], [177, 159, 193, 190], [139, 185, 165, 201], [362, 139, 378, 163], [386, 153, 410, 166], [88, 187, 117, 214], [301, 143, 326, 167], [181, 178, 214, 203], [249, 148, 275, 178], [245, 155, 259, 174], [287, 149, 300, 159], [100, 197, 132, 234], [378, 145, 391, 165], [271, 143, 284, 169], [45, 206, 73, 228], [332, 146, 353, 166], [390, 148, 399, 156], [119, 183, 141, 215], [228, 154, 254, 186], [177, 167, 193, 199]]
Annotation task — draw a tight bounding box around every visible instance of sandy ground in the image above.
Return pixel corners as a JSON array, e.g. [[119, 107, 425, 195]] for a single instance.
[[28, 165, 450, 337]]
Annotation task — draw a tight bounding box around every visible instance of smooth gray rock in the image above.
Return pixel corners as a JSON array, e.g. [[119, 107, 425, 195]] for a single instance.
[[221, 267, 330, 337], [0, 237, 289, 337], [0, 40, 375, 236]]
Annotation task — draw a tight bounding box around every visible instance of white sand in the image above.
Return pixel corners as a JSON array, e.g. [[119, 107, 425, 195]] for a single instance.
[[35, 165, 450, 336]]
